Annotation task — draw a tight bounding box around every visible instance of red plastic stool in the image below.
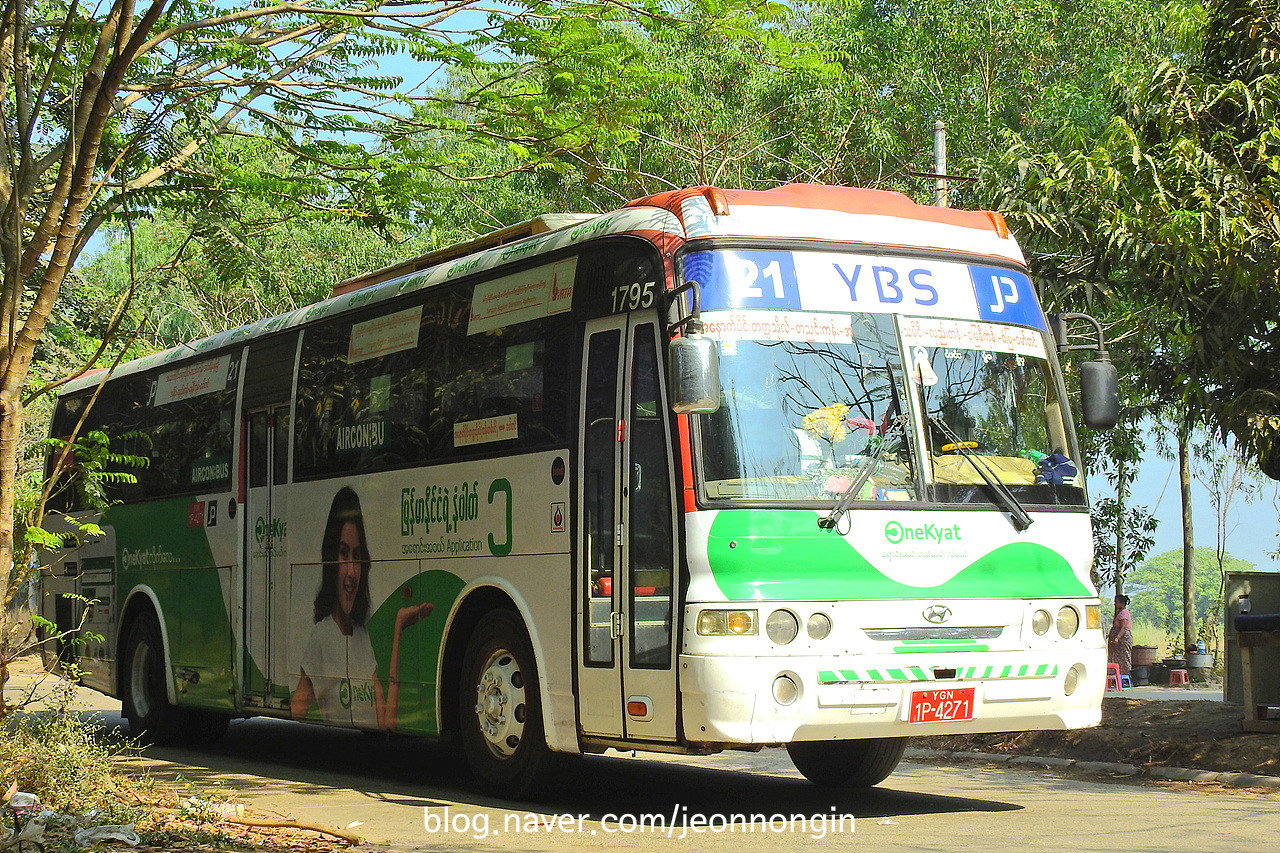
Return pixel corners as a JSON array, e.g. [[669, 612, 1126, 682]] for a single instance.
[[1169, 668, 1189, 686], [1106, 662, 1121, 690]]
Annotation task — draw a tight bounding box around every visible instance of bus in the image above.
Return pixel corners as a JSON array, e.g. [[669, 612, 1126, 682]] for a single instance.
[[40, 183, 1119, 797]]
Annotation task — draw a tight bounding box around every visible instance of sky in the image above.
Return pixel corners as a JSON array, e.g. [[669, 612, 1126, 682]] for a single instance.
[[1099, 426, 1280, 573]]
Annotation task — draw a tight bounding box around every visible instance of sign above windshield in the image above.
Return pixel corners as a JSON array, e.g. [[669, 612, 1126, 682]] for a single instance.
[[684, 250, 1045, 331]]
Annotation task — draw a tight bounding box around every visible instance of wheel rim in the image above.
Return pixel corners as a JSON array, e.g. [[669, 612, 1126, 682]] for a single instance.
[[472, 648, 527, 759], [129, 639, 153, 719]]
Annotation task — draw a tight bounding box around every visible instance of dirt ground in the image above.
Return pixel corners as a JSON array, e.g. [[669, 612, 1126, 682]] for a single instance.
[[915, 696, 1280, 777]]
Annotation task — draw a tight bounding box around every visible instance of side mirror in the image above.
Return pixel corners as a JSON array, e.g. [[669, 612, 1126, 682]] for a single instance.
[[668, 333, 720, 414], [1080, 359, 1119, 429]]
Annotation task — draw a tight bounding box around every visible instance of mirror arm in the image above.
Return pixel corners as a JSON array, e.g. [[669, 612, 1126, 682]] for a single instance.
[[666, 279, 704, 337], [1048, 312, 1110, 357]]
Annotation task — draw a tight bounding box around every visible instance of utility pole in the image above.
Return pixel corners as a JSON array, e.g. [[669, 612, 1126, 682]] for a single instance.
[[933, 120, 949, 208]]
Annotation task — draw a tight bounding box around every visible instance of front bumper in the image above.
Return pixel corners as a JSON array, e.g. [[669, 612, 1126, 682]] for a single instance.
[[680, 647, 1105, 745]]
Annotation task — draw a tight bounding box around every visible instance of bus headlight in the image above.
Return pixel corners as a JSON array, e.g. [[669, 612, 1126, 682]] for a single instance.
[[1032, 609, 1052, 635], [1056, 606, 1080, 639], [697, 609, 758, 635], [806, 612, 832, 640], [766, 610, 799, 644]]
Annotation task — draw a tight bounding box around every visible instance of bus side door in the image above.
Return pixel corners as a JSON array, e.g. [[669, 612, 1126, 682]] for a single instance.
[[240, 331, 299, 714], [577, 314, 679, 742], [243, 403, 291, 712]]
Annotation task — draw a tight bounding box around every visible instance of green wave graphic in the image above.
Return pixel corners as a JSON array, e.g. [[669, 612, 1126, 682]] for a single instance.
[[705, 510, 1089, 600]]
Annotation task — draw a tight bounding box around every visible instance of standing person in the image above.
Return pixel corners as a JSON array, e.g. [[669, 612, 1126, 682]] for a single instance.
[[1108, 593, 1133, 675], [291, 486, 433, 730]]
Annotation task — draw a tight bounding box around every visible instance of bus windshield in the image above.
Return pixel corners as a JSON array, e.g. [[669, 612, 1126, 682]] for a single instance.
[[902, 316, 1080, 505], [699, 313, 918, 502], [687, 249, 1085, 508]]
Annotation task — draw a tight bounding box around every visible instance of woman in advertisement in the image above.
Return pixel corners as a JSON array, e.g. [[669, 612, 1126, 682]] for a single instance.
[[291, 486, 434, 729]]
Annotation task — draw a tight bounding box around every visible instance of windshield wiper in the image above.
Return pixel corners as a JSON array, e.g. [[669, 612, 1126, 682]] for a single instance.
[[818, 414, 906, 531], [927, 416, 1034, 532]]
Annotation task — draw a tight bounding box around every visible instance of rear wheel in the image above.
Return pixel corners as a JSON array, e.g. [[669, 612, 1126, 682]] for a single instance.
[[121, 612, 228, 744], [458, 610, 570, 798], [786, 737, 907, 787]]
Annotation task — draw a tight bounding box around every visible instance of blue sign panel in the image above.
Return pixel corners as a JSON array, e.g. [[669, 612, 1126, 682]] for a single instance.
[[687, 250, 801, 310], [968, 266, 1044, 330]]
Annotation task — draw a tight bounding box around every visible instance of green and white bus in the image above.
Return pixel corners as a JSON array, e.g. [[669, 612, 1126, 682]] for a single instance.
[[41, 183, 1118, 796]]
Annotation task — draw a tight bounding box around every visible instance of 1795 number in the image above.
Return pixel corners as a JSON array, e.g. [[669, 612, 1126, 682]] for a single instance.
[[612, 280, 656, 312]]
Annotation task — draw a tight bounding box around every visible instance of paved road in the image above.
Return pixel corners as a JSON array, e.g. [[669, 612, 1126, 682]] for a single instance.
[[7, 670, 1270, 852], [102, 712, 1274, 853]]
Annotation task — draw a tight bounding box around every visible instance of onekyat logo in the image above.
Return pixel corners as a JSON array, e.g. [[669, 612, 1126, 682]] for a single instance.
[[884, 520, 962, 544]]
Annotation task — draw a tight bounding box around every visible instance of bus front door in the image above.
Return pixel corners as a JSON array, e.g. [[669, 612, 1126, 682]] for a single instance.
[[243, 404, 291, 713], [577, 315, 678, 743]]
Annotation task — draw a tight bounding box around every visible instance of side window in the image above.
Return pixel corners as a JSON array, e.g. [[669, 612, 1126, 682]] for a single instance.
[[47, 366, 235, 507], [145, 392, 235, 497], [294, 284, 574, 479]]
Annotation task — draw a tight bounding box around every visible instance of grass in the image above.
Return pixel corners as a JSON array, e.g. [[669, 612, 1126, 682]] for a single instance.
[[1131, 618, 1166, 654], [1, 665, 244, 852]]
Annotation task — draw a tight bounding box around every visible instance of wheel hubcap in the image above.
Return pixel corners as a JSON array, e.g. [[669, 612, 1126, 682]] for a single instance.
[[473, 649, 526, 758]]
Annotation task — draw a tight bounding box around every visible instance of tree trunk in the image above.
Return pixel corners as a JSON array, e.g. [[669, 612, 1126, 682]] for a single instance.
[[1179, 419, 1195, 653], [0, 387, 23, 705], [1114, 456, 1127, 593]]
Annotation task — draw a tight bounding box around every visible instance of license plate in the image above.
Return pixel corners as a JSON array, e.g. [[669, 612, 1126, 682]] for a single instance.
[[909, 687, 976, 724]]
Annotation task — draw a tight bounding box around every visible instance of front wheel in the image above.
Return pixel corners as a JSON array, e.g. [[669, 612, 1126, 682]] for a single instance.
[[458, 610, 569, 798], [786, 737, 907, 787]]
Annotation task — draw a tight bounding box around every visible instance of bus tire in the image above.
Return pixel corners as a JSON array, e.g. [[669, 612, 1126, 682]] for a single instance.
[[458, 609, 566, 798], [786, 737, 907, 788], [121, 612, 187, 743]]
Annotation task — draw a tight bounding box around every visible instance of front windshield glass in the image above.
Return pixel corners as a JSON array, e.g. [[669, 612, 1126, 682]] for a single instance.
[[685, 248, 1084, 508], [699, 313, 918, 501], [902, 316, 1084, 505]]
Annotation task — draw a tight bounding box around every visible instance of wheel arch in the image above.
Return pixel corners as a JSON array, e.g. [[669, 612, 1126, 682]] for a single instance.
[[437, 579, 572, 752], [437, 583, 517, 742], [116, 586, 177, 705]]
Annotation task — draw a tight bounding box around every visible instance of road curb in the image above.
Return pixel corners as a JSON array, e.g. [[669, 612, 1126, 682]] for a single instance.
[[904, 748, 1280, 790]]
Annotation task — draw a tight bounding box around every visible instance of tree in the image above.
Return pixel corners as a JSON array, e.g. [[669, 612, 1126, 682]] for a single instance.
[[1126, 547, 1252, 648], [760, 0, 1183, 200], [1, 0, 785, 679], [989, 0, 1280, 475], [1089, 414, 1159, 591]]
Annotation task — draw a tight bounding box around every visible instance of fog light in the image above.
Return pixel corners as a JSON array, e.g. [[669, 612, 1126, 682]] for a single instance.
[[1056, 606, 1080, 639], [766, 609, 799, 644], [1032, 609, 1052, 635], [1064, 663, 1086, 696], [806, 612, 832, 640], [773, 674, 799, 705]]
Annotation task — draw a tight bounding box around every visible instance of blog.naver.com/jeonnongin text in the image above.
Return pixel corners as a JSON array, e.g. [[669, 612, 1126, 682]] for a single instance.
[[423, 805, 855, 840]]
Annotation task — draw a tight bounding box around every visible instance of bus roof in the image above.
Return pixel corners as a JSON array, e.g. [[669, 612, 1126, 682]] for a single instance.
[[60, 183, 1025, 395], [626, 184, 1021, 260]]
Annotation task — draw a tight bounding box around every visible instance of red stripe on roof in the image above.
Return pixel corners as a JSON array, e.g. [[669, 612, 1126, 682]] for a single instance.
[[626, 183, 1004, 235]]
